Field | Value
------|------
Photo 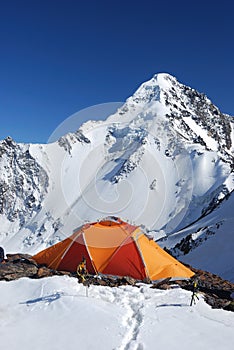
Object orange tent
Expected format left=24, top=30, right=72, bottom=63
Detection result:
left=33, top=218, right=194, bottom=281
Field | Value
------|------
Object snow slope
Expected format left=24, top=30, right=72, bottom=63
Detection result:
left=0, top=276, right=233, bottom=350
left=166, top=191, right=234, bottom=282
left=0, top=73, right=233, bottom=280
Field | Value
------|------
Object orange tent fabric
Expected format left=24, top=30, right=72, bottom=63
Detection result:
left=33, top=218, right=194, bottom=281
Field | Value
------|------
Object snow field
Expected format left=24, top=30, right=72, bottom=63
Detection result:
left=0, top=276, right=233, bottom=350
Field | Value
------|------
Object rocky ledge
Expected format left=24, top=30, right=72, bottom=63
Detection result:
left=0, top=253, right=233, bottom=312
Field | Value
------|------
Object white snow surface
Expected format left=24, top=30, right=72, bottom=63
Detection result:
left=0, top=276, right=233, bottom=350
left=169, top=191, right=234, bottom=282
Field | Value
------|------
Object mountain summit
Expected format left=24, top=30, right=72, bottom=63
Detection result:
left=0, top=73, right=233, bottom=280
left=110, top=73, right=232, bottom=154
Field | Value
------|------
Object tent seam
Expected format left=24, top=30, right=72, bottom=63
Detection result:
left=82, top=231, right=98, bottom=275
left=100, top=234, right=131, bottom=272
left=55, top=230, right=82, bottom=269
left=132, top=229, right=151, bottom=280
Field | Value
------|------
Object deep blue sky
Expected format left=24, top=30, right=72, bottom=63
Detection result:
left=0, top=0, right=233, bottom=143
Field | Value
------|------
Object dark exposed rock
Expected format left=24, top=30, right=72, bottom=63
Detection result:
left=0, top=140, right=49, bottom=227
left=55, top=270, right=74, bottom=277
left=0, top=254, right=75, bottom=281
left=151, top=278, right=172, bottom=290
left=224, top=301, right=234, bottom=312
left=37, top=266, right=54, bottom=278
left=173, top=234, right=193, bottom=255
left=0, top=261, right=38, bottom=281
left=173, top=265, right=234, bottom=311
left=119, top=276, right=137, bottom=286
left=58, top=130, right=91, bottom=154
left=80, top=275, right=138, bottom=287
left=6, top=253, right=37, bottom=265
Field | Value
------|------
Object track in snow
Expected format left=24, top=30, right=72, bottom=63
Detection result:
left=93, top=284, right=151, bottom=350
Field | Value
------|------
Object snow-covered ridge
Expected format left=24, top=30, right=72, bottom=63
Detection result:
left=0, top=73, right=233, bottom=281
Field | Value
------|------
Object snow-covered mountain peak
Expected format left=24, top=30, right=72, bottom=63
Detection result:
left=107, top=73, right=233, bottom=158
left=135, top=72, right=177, bottom=92
left=113, top=73, right=176, bottom=111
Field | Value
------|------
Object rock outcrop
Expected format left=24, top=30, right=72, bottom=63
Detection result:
left=0, top=253, right=233, bottom=312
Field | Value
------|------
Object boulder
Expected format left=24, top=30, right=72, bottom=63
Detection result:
left=0, top=261, right=38, bottom=281
left=6, top=253, right=38, bottom=266
left=37, top=267, right=54, bottom=278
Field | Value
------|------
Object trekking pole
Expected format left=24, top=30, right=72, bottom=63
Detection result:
left=190, top=291, right=199, bottom=306
left=190, top=292, right=195, bottom=306
left=83, top=276, right=90, bottom=297
left=190, top=278, right=199, bottom=306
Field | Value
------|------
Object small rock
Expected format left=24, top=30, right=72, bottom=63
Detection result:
left=151, top=278, right=172, bottom=290
left=120, top=276, right=136, bottom=286
left=37, top=267, right=53, bottom=278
